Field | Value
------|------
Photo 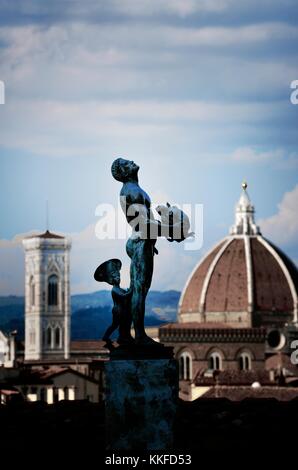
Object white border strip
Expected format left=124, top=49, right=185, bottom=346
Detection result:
left=244, top=235, right=254, bottom=313
left=199, top=237, right=234, bottom=313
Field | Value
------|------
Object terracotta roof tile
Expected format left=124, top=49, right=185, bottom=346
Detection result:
left=178, top=234, right=297, bottom=322
left=179, top=241, right=225, bottom=313
left=205, top=239, right=247, bottom=312
left=70, top=340, right=108, bottom=352
left=195, top=369, right=273, bottom=386
left=266, top=353, right=298, bottom=375
left=251, top=238, right=294, bottom=312
left=160, top=322, right=231, bottom=329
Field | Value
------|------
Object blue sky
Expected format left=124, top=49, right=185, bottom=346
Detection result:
left=0, top=0, right=297, bottom=295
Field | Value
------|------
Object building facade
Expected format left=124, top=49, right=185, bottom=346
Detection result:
left=0, top=330, right=16, bottom=367
left=22, top=230, right=71, bottom=361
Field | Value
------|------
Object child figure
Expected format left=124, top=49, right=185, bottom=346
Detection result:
left=94, top=258, right=133, bottom=345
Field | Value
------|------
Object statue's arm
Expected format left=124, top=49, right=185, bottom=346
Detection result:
left=113, top=286, right=132, bottom=299
left=127, top=204, right=181, bottom=238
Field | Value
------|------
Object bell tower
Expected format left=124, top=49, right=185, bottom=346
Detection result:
left=23, top=230, right=71, bottom=361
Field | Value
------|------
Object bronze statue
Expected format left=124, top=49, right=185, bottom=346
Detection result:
left=94, top=258, right=133, bottom=345
left=94, top=158, right=192, bottom=347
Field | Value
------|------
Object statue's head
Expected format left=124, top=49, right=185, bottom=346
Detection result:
left=94, top=259, right=122, bottom=286
left=111, top=158, right=139, bottom=182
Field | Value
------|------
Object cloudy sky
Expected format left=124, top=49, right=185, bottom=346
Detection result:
left=0, top=0, right=297, bottom=295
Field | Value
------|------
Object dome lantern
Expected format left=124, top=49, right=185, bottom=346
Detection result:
left=230, top=182, right=261, bottom=236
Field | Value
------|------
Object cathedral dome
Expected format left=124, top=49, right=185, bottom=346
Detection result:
left=179, top=184, right=298, bottom=328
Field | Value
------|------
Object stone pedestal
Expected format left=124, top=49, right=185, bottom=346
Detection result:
left=104, top=350, right=178, bottom=450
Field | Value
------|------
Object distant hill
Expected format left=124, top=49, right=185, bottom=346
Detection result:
left=0, top=304, right=25, bottom=337
left=0, top=290, right=180, bottom=340
left=71, top=307, right=168, bottom=340
left=71, top=289, right=180, bottom=322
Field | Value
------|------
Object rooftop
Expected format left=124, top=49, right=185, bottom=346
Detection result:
left=26, top=230, right=64, bottom=239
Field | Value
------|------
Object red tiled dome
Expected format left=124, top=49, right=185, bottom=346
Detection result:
left=179, top=186, right=298, bottom=328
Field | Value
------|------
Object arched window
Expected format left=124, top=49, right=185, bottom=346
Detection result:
left=208, top=352, right=222, bottom=371
left=30, top=276, right=35, bottom=306
left=46, top=327, right=52, bottom=348
left=48, top=274, right=58, bottom=306
left=179, top=357, right=184, bottom=379
left=186, top=356, right=190, bottom=380
left=55, top=327, right=61, bottom=348
left=179, top=352, right=192, bottom=380
left=239, top=352, right=251, bottom=371
left=29, top=331, right=35, bottom=345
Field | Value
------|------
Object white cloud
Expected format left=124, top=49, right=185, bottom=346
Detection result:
left=0, top=233, right=26, bottom=295
left=67, top=0, right=233, bottom=18
left=259, top=185, right=298, bottom=247
left=0, top=220, right=197, bottom=295
left=164, top=22, right=298, bottom=47
left=65, top=220, right=198, bottom=294
left=0, top=2, right=297, bottom=286
left=1, top=21, right=296, bottom=99
left=0, top=99, right=288, bottom=158
left=0, top=0, right=231, bottom=22
left=231, top=147, right=283, bottom=163
left=0, top=19, right=297, bottom=159
left=5, top=0, right=291, bottom=21
left=230, top=147, right=298, bottom=168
